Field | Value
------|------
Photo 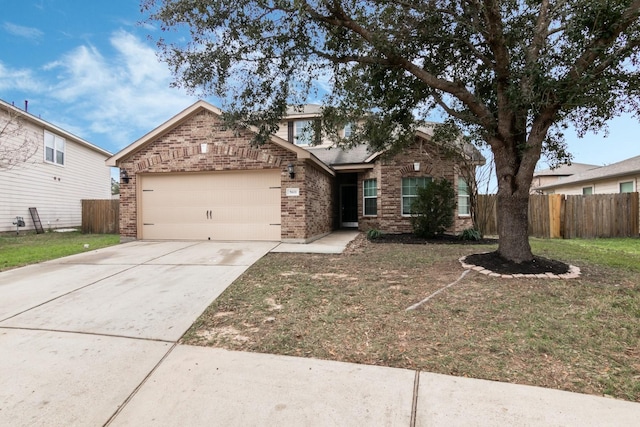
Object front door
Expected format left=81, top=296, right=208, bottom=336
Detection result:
left=340, top=184, right=358, bottom=227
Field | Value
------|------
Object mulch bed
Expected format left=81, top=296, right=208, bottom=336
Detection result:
left=368, top=233, right=570, bottom=275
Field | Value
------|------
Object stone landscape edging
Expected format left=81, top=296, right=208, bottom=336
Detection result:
left=459, top=255, right=581, bottom=279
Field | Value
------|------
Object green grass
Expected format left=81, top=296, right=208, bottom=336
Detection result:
left=531, top=237, right=640, bottom=272
left=0, top=231, right=120, bottom=271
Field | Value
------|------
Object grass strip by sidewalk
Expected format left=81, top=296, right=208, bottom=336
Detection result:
left=183, top=236, right=640, bottom=402
left=0, top=231, right=120, bottom=271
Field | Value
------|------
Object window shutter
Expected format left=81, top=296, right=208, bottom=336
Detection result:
left=287, top=121, right=294, bottom=143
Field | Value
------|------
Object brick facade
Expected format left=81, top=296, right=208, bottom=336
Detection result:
left=357, top=137, right=473, bottom=234
left=117, top=109, right=334, bottom=241
left=113, top=103, right=475, bottom=242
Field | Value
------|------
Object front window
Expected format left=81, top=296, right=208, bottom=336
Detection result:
left=44, top=131, right=65, bottom=165
left=402, top=176, right=431, bottom=215
left=458, top=178, right=470, bottom=216
left=620, top=181, right=634, bottom=193
left=363, top=179, right=377, bottom=216
left=294, top=120, right=313, bottom=146
left=582, top=186, right=593, bottom=195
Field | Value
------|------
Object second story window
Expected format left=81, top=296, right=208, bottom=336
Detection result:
left=44, top=130, right=65, bottom=166
left=294, top=120, right=313, bottom=146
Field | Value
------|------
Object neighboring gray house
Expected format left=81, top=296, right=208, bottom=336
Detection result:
left=531, top=162, right=599, bottom=194
left=0, top=99, right=112, bottom=233
left=537, top=155, right=640, bottom=195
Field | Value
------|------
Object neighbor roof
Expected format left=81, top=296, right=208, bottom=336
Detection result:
left=534, top=162, right=599, bottom=177
left=538, top=155, right=640, bottom=189
left=0, top=98, right=112, bottom=157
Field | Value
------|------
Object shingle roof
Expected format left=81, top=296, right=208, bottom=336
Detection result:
left=306, top=144, right=374, bottom=165
left=285, top=104, right=323, bottom=117
left=538, top=155, right=640, bottom=189
left=534, top=162, right=600, bottom=177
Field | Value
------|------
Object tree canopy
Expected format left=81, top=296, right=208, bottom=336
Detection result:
left=144, top=0, right=640, bottom=263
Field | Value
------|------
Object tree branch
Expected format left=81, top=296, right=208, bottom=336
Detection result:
left=300, top=0, right=497, bottom=131
left=565, top=0, right=640, bottom=86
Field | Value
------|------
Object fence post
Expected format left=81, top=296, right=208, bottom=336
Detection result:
left=548, top=194, right=563, bottom=238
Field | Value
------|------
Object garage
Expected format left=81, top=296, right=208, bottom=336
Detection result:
left=140, top=170, right=281, bottom=241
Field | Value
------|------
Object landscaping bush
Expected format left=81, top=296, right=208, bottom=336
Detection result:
left=459, top=227, right=483, bottom=241
left=410, top=178, right=456, bottom=238
left=366, top=228, right=384, bottom=240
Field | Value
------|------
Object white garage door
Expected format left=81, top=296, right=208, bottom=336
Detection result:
left=140, top=170, right=281, bottom=240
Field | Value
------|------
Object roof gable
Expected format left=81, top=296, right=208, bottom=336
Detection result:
left=106, top=100, right=332, bottom=175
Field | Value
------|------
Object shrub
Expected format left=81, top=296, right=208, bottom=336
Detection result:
left=410, top=178, right=456, bottom=238
left=459, top=227, right=482, bottom=241
left=367, top=228, right=383, bottom=240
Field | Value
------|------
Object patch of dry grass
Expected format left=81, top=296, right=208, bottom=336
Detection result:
left=182, top=236, right=640, bottom=402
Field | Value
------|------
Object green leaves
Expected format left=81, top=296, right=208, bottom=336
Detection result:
left=410, top=178, right=456, bottom=238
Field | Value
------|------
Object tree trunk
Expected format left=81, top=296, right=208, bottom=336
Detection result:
left=496, top=191, right=532, bottom=263
left=493, top=138, right=537, bottom=264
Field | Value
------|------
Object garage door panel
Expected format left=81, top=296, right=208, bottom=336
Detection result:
left=210, top=205, right=280, bottom=223
left=141, top=171, right=281, bottom=241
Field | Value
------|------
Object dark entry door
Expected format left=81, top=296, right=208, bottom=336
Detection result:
left=340, top=185, right=358, bottom=227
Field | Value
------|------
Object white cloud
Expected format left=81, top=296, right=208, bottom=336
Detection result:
left=0, top=62, right=43, bottom=92
left=43, top=30, right=198, bottom=149
left=2, top=22, right=44, bottom=40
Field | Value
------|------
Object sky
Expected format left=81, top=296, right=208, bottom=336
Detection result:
left=1, top=1, right=639, bottom=182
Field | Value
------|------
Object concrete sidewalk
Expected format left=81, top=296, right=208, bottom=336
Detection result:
left=271, top=230, right=360, bottom=254
left=111, top=346, right=640, bottom=426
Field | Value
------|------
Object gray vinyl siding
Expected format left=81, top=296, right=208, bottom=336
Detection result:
left=0, top=118, right=111, bottom=233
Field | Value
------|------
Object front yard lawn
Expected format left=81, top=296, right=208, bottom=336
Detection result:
left=0, top=231, right=120, bottom=271
left=183, top=235, right=640, bottom=402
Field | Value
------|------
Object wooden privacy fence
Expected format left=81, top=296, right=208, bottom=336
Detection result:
left=476, top=192, right=639, bottom=238
left=82, top=199, right=119, bottom=234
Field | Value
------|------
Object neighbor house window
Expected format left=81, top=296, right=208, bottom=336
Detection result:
left=458, top=178, right=470, bottom=216
left=619, top=181, right=634, bottom=193
left=582, top=186, right=593, bottom=195
left=402, top=176, right=431, bottom=215
left=44, top=131, right=65, bottom=165
left=363, top=179, right=377, bottom=216
left=294, top=120, right=313, bottom=146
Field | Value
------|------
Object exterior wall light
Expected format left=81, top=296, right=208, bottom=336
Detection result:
left=121, top=169, right=131, bottom=184
left=287, top=163, right=295, bottom=179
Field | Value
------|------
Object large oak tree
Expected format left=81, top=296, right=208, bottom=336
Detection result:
left=143, top=0, right=640, bottom=263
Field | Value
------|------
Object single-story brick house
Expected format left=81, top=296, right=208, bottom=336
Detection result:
left=106, top=100, right=483, bottom=242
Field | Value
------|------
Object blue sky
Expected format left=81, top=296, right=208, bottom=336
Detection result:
left=1, top=1, right=638, bottom=178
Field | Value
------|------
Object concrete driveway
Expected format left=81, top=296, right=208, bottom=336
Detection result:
left=0, top=240, right=277, bottom=425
